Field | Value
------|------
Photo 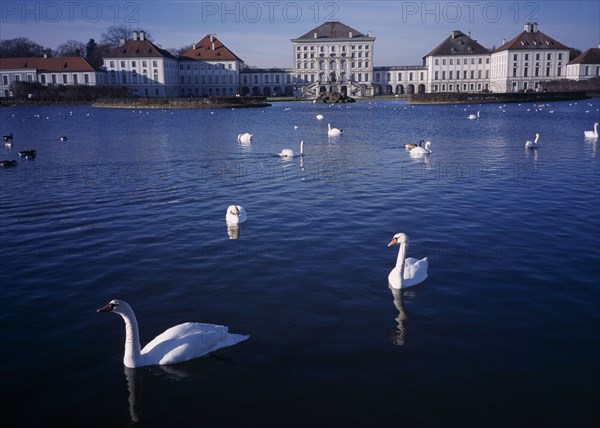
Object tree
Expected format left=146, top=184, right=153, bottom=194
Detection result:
left=56, top=40, right=86, bottom=57
left=100, top=24, right=153, bottom=49
left=0, top=37, right=52, bottom=57
left=85, top=38, right=105, bottom=69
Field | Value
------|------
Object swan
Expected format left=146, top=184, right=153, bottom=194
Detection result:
left=467, top=111, right=480, bottom=120
left=98, top=299, right=249, bottom=368
left=59, top=136, right=68, bottom=141
left=316, top=114, right=324, bottom=120
left=226, top=205, right=247, bottom=224
left=584, top=122, right=598, bottom=139
left=237, top=133, right=252, bottom=144
left=4, top=140, right=13, bottom=148
left=279, top=140, right=304, bottom=157
left=525, top=133, right=540, bottom=149
left=327, top=123, right=343, bottom=136
left=408, top=141, right=432, bottom=156
left=387, top=233, right=428, bottom=289
left=405, top=140, right=424, bottom=150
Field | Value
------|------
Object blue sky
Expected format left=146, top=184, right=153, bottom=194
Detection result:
left=1, top=1, right=598, bottom=67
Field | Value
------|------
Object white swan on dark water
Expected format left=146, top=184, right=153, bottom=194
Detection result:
left=279, top=140, right=304, bottom=157
left=387, top=233, right=428, bottom=289
left=226, top=205, right=247, bottom=224
left=98, top=299, right=249, bottom=368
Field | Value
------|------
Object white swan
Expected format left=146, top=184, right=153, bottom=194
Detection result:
left=467, top=111, right=480, bottom=120
left=584, top=122, right=599, bottom=139
left=327, top=123, right=343, bottom=136
left=237, top=133, right=252, bottom=144
left=408, top=141, right=432, bottom=156
left=316, top=114, right=324, bottom=120
left=226, top=205, right=247, bottom=224
left=525, top=132, right=540, bottom=149
left=98, top=299, right=249, bottom=368
left=279, top=140, right=304, bottom=157
left=387, top=233, right=428, bottom=289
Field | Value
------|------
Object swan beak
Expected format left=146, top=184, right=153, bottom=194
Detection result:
left=387, top=239, right=397, bottom=247
left=97, top=303, right=114, bottom=313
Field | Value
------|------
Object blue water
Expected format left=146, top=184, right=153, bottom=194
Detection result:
left=1, top=99, right=599, bottom=428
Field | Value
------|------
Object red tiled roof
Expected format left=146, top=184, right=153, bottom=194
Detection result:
left=105, top=39, right=176, bottom=60
left=568, top=48, right=600, bottom=65
left=179, top=35, right=242, bottom=61
left=493, top=30, right=569, bottom=52
left=0, top=56, right=96, bottom=72
left=425, top=30, right=490, bottom=57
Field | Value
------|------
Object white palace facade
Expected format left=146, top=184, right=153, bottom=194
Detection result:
left=1, top=21, right=598, bottom=98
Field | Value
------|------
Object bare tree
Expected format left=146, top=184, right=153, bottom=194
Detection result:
left=0, top=37, right=52, bottom=57
left=100, top=24, right=153, bottom=49
left=56, top=40, right=86, bottom=57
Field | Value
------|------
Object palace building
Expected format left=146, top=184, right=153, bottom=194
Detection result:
left=1, top=22, right=598, bottom=99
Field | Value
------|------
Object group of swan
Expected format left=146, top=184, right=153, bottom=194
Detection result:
left=467, top=111, right=480, bottom=120
left=584, top=122, right=599, bottom=139
left=525, top=133, right=540, bottom=149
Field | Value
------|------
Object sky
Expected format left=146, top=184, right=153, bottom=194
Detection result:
left=1, top=0, right=599, bottom=67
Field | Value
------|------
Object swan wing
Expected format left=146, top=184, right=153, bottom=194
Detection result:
left=403, top=257, right=428, bottom=287
left=141, top=322, right=248, bottom=365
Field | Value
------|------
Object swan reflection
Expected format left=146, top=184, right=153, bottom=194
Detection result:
left=226, top=223, right=241, bottom=239
left=389, top=286, right=408, bottom=346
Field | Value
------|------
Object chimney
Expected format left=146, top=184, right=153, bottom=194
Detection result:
left=502, top=38, right=506, bottom=45
left=43, top=53, right=48, bottom=58
left=532, top=22, right=538, bottom=32
left=133, top=31, right=139, bottom=40
left=524, top=23, right=532, bottom=33
left=349, top=31, right=352, bottom=38
left=313, top=32, right=317, bottom=39
left=210, top=34, right=214, bottom=42
left=119, top=38, right=126, bottom=46
left=211, top=42, right=215, bottom=50
left=139, top=31, right=145, bottom=41
left=192, top=43, right=196, bottom=50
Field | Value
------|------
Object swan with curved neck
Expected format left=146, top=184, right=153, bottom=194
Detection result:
left=525, top=133, right=540, bottom=149
left=279, top=140, right=304, bottom=157
left=408, top=141, right=432, bottom=156
left=237, top=133, right=252, bottom=144
left=226, top=205, right=247, bottom=224
left=327, top=123, right=342, bottom=136
left=584, top=122, right=598, bottom=139
left=467, top=111, right=480, bottom=120
left=98, top=299, right=249, bottom=368
left=387, top=233, right=428, bottom=289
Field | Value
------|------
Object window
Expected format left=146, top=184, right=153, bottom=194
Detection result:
left=450, top=59, right=453, bottom=65
left=110, top=61, right=115, bottom=67
left=435, top=59, right=439, bottom=65
left=62, top=74, right=68, bottom=84
left=152, top=60, right=158, bottom=67
left=132, top=61, right=136, bottom=67
left=40, top=75, right=46, bottom=84
left=73, top=74, right=78, bottom=84
left=120, top=61, right=125, bottom=68
left=434, top=71, right=438, bottom=80
left=409, top=72, right=413, bottom=81
left=398, top=72, right=402, bottom=80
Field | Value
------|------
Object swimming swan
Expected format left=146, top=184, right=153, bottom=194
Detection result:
left=408, top=141, right=432, bottom=156
left=98, top=299, right=249, bottom=368
left=316, top=114, right=324, bottom=120
left=387, top=233, right=428, bottom=289
left=279, top=140, right=304, bottom=157
left=327, top=123, right=343, bottom=136
left=467, top=111, right=480, bottom=120
left=226, top=205, right=247, bottom=224
left=525, top=133, right=540, bottom=149
left=237, top=133, right=253, bottom=144
left=584, top=122, right=598, bottom=139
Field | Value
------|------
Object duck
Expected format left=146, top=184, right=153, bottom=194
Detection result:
left=279, top=140, right=304, bottom=158
left=387, top=233, right=428, bottom=289
left=0, top=160, right=17, bottom=168
left=98, top=299, right=249, bottom=368
left=467, top=111, right=480, bottom=120
left=404, top=139, right=424, bottom=150
left=2, top=133, right=13, bottom=142
left=525, top=133, right=540, bottom=149
left=18, top=150, right=36, bottom=159
left=327, top=123, right=343, bottom=136
left=584, top=122, right=598, bottom=139
left=316, top=114, right=324, bottom=120
left=408, top=141, right=432, bottom=156
left=59, top=136, right=68, bottom=141
left=226, top=205, right=247, bottom=224
left=237, top=133, right=253, bottom=144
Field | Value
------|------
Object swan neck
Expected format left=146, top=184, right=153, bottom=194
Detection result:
left=119, top=310, right=142, bottom=368
left=300, top=141, right=304, bottom=154
left=396, top=242, right=407, bottom=287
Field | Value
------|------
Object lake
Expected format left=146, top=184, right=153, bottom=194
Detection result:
left=1, top=99, right=598, bottom=428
